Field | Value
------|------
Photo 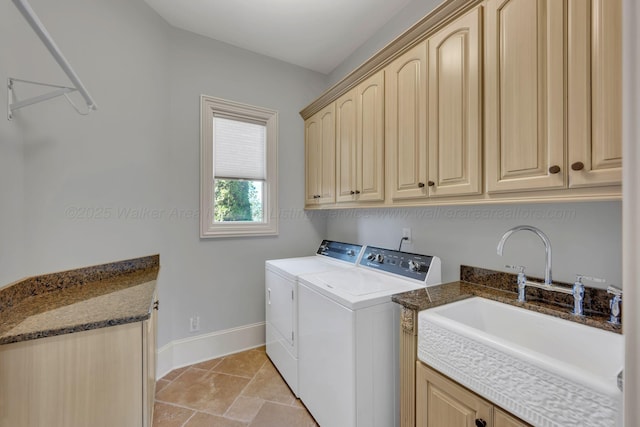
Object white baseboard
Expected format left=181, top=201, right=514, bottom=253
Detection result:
left=157, top=322, right=265, bottom=379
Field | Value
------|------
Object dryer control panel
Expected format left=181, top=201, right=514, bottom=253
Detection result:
left=359, top=246, right=442, bottom=285
left=316, top=240, right=364, bottom=264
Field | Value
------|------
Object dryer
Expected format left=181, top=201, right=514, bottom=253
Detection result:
left=298, top=246, right=441, bottom=427
left=265, top=240, right=364, bottom=397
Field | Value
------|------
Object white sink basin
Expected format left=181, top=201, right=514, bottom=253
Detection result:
left=418, top=297, right=623, bottom=427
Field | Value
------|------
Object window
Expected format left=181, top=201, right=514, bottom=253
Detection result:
left=200, top=95, right=278, bottom=237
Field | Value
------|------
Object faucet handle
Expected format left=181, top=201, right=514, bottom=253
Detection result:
left=505, top=264, right=526, bottom=274
left=506, top=265, right=527, bottom=302
left=575, top=274, right=606, bottom=284
left=607, top=286, right=623, bottom=326
left=607, top=285, right=622, bottom=297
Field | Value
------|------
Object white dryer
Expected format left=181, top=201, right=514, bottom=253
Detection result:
left=265, top=240, right=364, bottom=397
left=298, top=246, right=441, bottom=427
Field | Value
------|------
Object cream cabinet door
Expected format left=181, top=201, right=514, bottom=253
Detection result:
left=494, top=408, right=531, bottom=427
left=143, top=297, right=158, bottom=427
left=386, top=41, right=429, bottom=200
left=485, top=0, right=565, bottom=192
left=336, top=89, right=358, bottom=202
left=0, top=323, right=143, bottom=427
left=357, top=70, right=385, bottom=202
left=305, top=104, right=335, bottom=205
left=427, top=6, right=482, bottom=197
left=416, top=362, right=492, bottom=427
left=568, top=0, right=622, bottom=187
left=336, top=71, right=384, bottom=203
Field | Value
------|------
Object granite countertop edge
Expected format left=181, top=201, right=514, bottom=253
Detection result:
left=0, top=310, right=153, bottom=346
left=392, top=279, right=622, bottom=334
left=0, top=255, right=159, bottom=346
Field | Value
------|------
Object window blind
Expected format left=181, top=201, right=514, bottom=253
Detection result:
left=214, top=116, right=266, bottom=180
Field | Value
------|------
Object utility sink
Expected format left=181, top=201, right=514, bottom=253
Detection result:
left=418, top=297, right=623, bottom=427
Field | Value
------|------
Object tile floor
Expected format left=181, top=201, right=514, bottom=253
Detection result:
left=153, top=346, right=318, bottom=427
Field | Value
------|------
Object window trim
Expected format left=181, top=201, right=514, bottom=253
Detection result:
left=200, top=95, right=278, bottom=238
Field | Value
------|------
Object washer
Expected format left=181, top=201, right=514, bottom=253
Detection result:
left=298, top=246, right=441, bottom=427
left=265, top=240, right=364, bottom=397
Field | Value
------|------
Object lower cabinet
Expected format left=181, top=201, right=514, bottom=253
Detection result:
left=0, top=298, right=158, bottom=427
left=416, top=362, right=531, bottom=427
left=144, top=297, right=159, bottom=426
left=494, top=408, right=531, bottom=427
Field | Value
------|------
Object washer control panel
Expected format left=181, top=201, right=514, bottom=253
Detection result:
left=360, top=246, right=440, bottom=284
left=316, top=240, right=364, bottom=264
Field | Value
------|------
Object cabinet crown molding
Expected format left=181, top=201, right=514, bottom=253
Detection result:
left=299, top=0, right=482, bottom=120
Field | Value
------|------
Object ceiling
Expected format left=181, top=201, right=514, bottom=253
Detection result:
left=143, top=0, right=413, bottom=74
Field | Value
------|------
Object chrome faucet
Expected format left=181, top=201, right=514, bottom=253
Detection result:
left=497, top=225, right=553, bottom=285
left=497, top=226, right=605, bottom=317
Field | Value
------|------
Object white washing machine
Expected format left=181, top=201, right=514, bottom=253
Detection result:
left=265, top=240, right=364, bottom=397
left=298, top=246, right=441, bottom=427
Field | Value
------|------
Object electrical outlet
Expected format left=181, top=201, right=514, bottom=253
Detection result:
left=402, top=228, right=412, bottom=242
left=189, top=314, right=200, bottom=332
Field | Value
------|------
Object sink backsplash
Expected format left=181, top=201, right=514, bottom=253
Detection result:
left=460, top=265, right=615, bottom=317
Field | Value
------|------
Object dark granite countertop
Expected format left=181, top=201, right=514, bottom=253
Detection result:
left=392, top=265, right=621, bottom=334
left=0, top=255, right=159, bottom=345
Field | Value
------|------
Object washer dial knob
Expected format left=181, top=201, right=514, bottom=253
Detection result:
left=408, top=260, right=423, bottom=272
left=375, top=254, right=384, bottom=263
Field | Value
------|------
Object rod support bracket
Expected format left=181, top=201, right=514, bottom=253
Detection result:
left=8, top=0, right=98, bottom=121
left=7, top=77, right=80, bottom=121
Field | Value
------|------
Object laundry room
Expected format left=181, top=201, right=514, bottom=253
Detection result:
left=0, top=0, right=637, bottom=426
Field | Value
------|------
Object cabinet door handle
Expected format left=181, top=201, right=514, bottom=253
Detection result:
left=475, top=419, right=487, bottom=427
left=153, top=300, right=159, bottom=311
left=549, top=165, right=561, bottom=174
left=355, top=190, right=361, bottom=194
left=571, top=161, right=585, bottom=171
left=350, top=191, right=355, bottom=195
left=418, top=182, right=425, bottom=188
left=428, top=181, right=435, bottom=187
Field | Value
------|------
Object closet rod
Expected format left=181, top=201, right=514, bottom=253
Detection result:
left=9, top=0, right=97, bottom=119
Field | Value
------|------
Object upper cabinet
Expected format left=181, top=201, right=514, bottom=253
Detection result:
left=567, top=0, right=622, bottom=187
left=388, top=6, right=483, bottom=201
left=305, top=104, right=335, bottom=205
left=386, top=42, right=429, bottom=201
left=336, top=88, right=358, bottom=202
left=357, top=71, right=386, bottom=202
left=427, top=6, right=483, bottom=197
left=485, top=0, right=565, bottom=193
left=300, top=0, right=622, bottom=209
left=486, top=0, right=622, bottom=193
left=336, top=71, right=385, bottom=203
